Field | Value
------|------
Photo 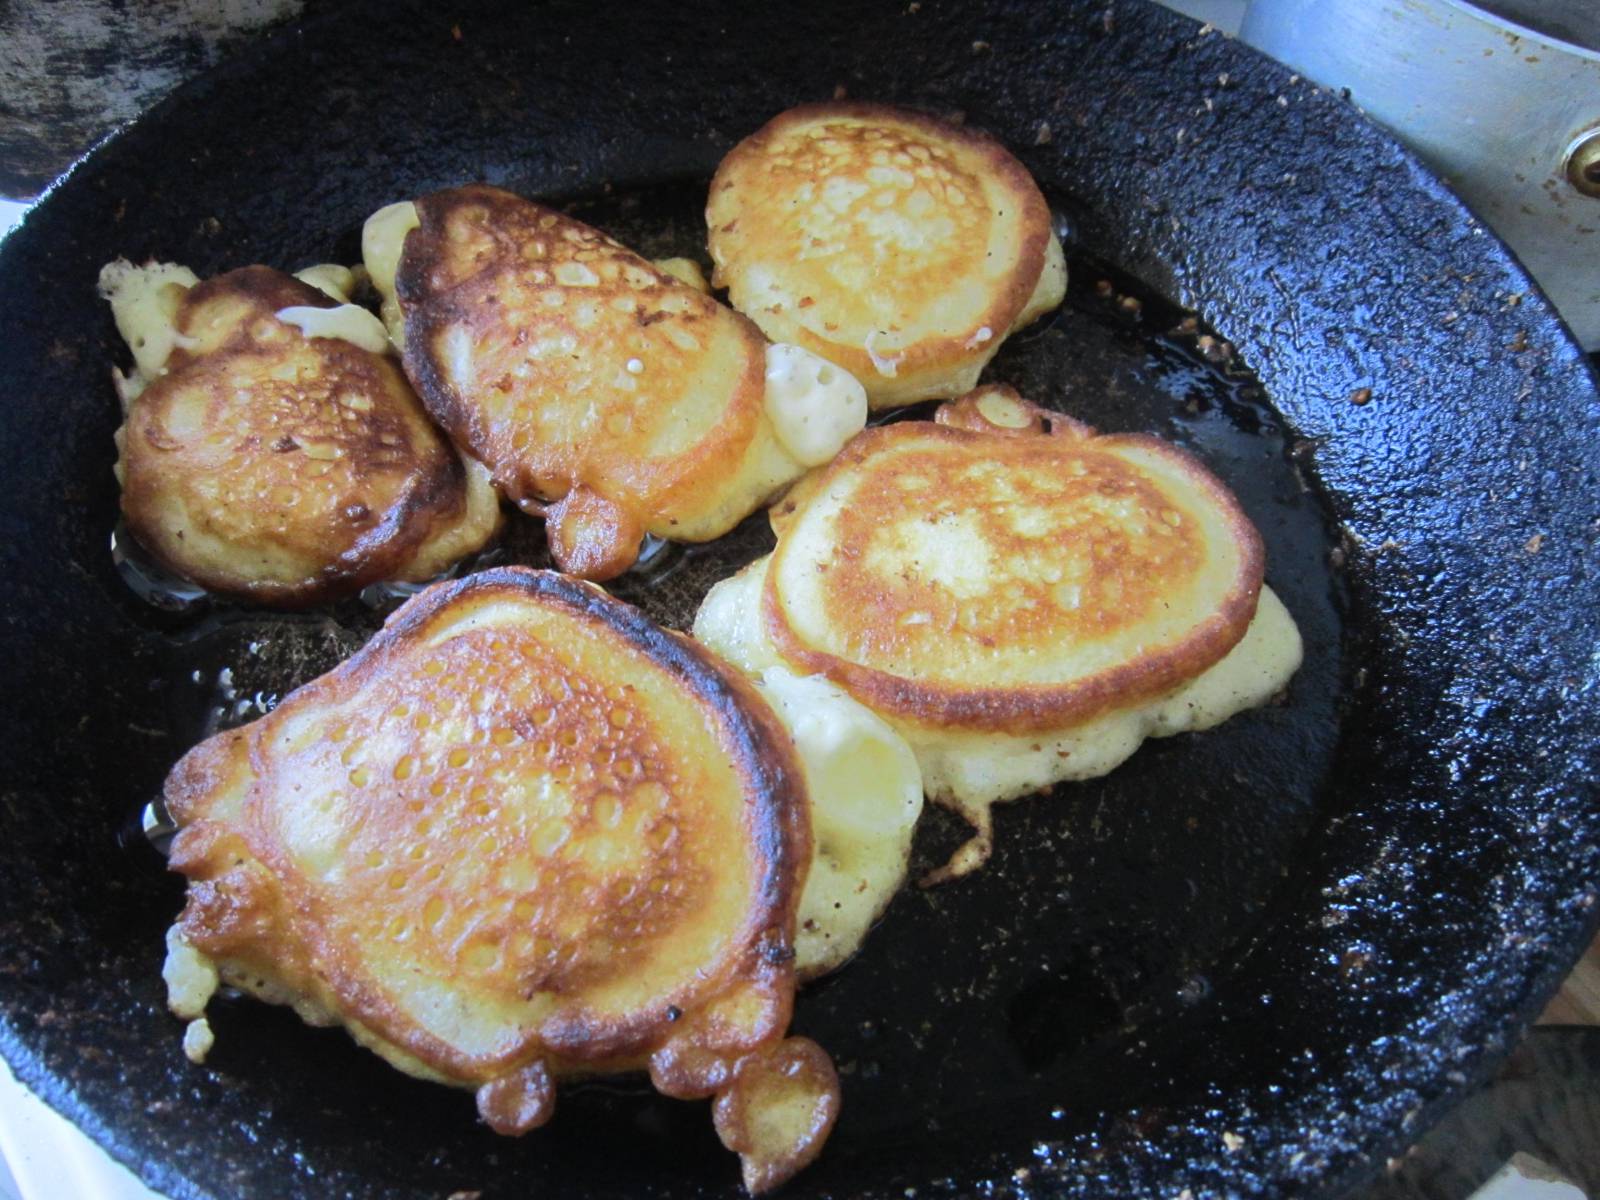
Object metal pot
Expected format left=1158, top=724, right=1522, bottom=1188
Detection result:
left=1242, top=0, right=1600, bottom=349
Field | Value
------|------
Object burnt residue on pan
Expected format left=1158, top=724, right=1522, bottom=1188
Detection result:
left=0, top=3, right=1597, bottom=1200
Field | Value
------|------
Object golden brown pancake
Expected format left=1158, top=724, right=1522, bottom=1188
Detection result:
left=161, top=568, right=839, bottom=1191
left=766, top=388, right=1264, bottom=729
left=707, top=103, right=1067, bottom=408
left=695, top=385, right=1302, bottom=880
left=380, top=185, right=860, bottom=581
left=107, top=264, right=500, bottom=607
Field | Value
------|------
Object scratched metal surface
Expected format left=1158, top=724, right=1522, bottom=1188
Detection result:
left=0, top=3, right=1597, bottom=1199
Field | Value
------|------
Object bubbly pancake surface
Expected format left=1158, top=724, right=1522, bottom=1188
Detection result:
left=113, top=265, right=499, bottom=606
left=764, top=392, right=1265, bottom=733
left=167, top=569, right=801, bottom=1076
left=695, top=387, right=1299, bottom=881
left=392, top=185, right=804, bottom=579
left=707, top=103, right=1066, bottom=407
left=163, top=569, right=837, bottom=1185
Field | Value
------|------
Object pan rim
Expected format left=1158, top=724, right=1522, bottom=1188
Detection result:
left=1, top=1, right=1598, bottom=1198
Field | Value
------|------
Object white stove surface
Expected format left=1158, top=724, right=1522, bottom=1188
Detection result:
left=0, top=1061, right=164, bottom=1200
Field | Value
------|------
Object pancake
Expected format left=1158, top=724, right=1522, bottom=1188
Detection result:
left=101, top=260, right=500, bottom=607
left=161, top=568, right=839, bottom=1191
left=695, top=385, right=1304, bottom=881
left=363, top=185, right=867, bottom=580
left=753, top=666, right=923, bottom=980
left=707, top=102, right=1067, bottom=409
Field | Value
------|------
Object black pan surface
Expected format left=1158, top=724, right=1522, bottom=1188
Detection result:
left=1, top=3, right=1597, bottom=1198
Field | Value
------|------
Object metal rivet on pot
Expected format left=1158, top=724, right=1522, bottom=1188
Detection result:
left=141, top=798, right=178, bottom=855
left=1567, top=128, right=1600, bottom=200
